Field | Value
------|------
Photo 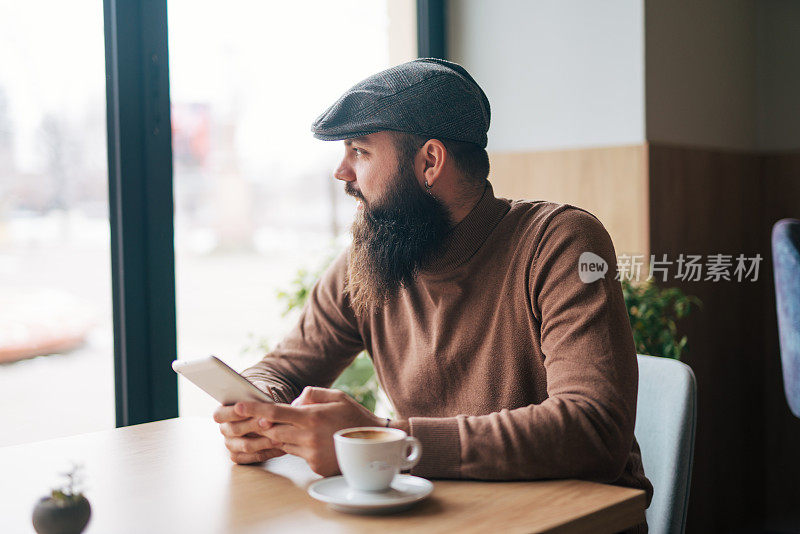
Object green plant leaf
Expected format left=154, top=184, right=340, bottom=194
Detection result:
left=619, top=279, right=700, bottom=360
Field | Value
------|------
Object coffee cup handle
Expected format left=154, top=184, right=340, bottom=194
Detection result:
left=400, top=436, right=422, bottom=471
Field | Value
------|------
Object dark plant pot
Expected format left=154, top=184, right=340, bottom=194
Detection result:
left=32, top=495, right=91, bottom=534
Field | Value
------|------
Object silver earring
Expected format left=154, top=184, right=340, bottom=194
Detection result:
left=424, top=179, right=433, bottom=190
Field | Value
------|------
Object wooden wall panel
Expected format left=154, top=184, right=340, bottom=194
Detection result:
left=489, top=145, right=649, bottom=258
left=648, top=144, right=765, bottom=533
left=649, top=144, right=800, bottom=533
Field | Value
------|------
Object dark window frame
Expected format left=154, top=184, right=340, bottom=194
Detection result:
left=104, top=0, right=177, bottom=426
left=417, top=0, right=446, bottom=59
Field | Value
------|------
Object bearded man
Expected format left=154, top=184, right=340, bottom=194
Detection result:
left=213, top=59, right=652, bottom=531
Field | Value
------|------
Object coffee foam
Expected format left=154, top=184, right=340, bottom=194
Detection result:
left=340, top=430, right=395, bottom=441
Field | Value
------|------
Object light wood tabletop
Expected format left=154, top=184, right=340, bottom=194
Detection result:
left=0, top=417, right=646, bottom=533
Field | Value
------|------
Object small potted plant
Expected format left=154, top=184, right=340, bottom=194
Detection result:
left=32, top=463, right=91, bottom=534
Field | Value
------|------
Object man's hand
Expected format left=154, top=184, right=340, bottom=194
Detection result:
left=213, top=404, right=286, bottom=465
left=235, top=387, right=386, bottom=476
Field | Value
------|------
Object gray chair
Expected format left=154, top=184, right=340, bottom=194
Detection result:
left=634, top=354, right=697, bottom=534
left=772, top=218, right=800, bottom=418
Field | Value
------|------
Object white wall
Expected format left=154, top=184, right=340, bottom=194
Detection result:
left=447, top=0, right=645, bottom=152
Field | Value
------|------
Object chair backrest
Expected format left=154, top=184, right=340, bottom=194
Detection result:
left=772, top=218, right=800, bottom=418
left=634, top=354, right=697, bottom=534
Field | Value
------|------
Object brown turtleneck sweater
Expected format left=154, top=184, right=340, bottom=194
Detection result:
left=243, top=181, right=653, bottom=525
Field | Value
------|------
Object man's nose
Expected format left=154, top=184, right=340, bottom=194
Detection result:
left=334, top=160, right=355, bottom=182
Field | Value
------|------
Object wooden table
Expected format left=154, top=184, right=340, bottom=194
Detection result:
left=0, top=417, right=646, bottom=533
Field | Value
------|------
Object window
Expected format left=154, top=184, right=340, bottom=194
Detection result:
left=0, top=0, right=113, bottom=445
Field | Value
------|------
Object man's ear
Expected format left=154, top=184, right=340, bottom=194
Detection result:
left=419, top=139, right=447, bottom=188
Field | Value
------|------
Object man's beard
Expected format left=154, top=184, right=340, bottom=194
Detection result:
left=345, top=160, right=452, bottom=317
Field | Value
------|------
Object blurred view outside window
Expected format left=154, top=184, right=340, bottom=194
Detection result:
left=0, top=1, right=112, bottom=445
left=170, top=0, right=417, bottom=416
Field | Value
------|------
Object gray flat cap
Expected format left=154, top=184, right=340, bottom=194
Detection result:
left=311, top=58, right=491, bottom=148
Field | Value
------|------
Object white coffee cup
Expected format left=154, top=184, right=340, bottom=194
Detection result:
left=333, top=427, right=422, bottom=492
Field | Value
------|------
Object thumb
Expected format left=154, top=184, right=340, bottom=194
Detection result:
left=293, top=386, right=347, bottom=406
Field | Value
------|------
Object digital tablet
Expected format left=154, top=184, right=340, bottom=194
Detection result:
left=172, top=356, right=274, bottom=406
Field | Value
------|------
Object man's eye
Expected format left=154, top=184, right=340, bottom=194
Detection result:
left=352, top=147, right=364, bottom=156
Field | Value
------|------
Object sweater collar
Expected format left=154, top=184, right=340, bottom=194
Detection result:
left=420, top=180, right=510, bottom=274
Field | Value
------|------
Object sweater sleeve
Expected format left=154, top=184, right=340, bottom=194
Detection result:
left=409, top=208, right=639, bottom=482
left=241, top=249, right=365, bottom=403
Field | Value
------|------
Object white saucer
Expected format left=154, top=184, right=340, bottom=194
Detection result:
left=308, top=474, right=433, bottom=514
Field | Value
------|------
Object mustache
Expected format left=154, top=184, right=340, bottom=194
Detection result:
left=344, top=183, right=363, bottom=201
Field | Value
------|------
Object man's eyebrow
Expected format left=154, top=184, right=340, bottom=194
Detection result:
left=344, top=136, right=372, bottom=146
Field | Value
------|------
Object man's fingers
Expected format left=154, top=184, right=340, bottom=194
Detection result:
left=263, top=423, right=304, bottom=447
left=226, top=435, right=277, bottom=454
left=235, top=401, right=306, bottom=425
left=220, top=418, right=261, bottom=438
left=292, top=387, right=316, bottom=406
left=213, top=404, right=250, bottom=424
left=295, top=386, right=347, bottom=405
left=230, top=448, right=285, bottom=465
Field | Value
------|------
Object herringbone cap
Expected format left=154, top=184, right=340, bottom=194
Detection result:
left=311, top=58, right=490, bottom=148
